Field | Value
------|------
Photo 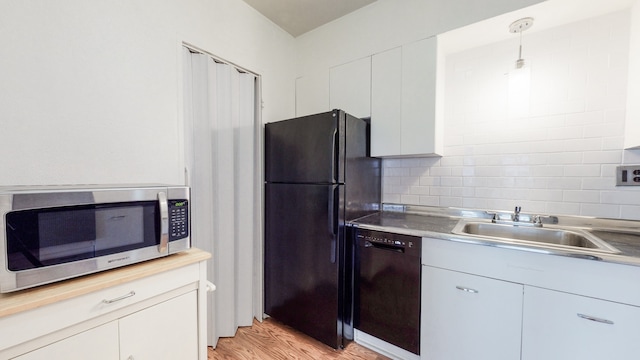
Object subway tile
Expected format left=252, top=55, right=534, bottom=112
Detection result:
left=563, top=190, right=600, bottom=203
left=401, top=176, right=421, bottom=186
left=400, top=195, right=420, bottom=205
left=582, top=177, right=616, bottom=190
left=563, top=164, right=602, bottom=177
left=451, top=187, right=475, bottom=197
left=602, top=136, right=624, bottom=150
left=430, top=167, right=452, bottom=176
left=440, top=197, right=463, bottom=208
left=582, top=150, right=622, bottom=164
left=621, top=205, right=640, bottom=220
left=544, top=201, right=581, bottom=216
left=383, top=194, right=401, bottom=203
left=532, top=165, right=565, bottom=177
left=419, top=176, right=441, bottom=186
left=580, top=203, right=620, bottom=218
left=600, top=190, right=640, bottom=205
left=419, top=196, right=439, bottom=206
left=430, top=187, right=451, bottom=196
left=622, top=150, right=640, bottom=163
left=440, top=176, right=463, bottom=187
left=410, top=167, right=429, bottom=177
left=547, top=177, right=582, bottom=190
left=409, top=186, right=430, bottom=195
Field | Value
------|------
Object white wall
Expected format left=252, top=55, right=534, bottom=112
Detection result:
left=0, top=0, right=295, bottom=186
left=384, top=10, right=640, bottom=220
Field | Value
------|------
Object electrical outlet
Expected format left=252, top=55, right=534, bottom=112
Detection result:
left=616, top=165, right=640, bottom=186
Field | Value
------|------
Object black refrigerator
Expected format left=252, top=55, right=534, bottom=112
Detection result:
left=264, top=109, right=381, bottom=349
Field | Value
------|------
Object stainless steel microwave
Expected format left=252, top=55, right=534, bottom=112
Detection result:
left=0, top=185, right=190, bottom=292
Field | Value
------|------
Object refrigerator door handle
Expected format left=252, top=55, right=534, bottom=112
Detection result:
left=331, top=128, right=338, bottom=183
left=328, top=185, right=339, bottom=263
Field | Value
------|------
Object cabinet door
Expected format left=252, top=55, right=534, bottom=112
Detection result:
left=522, top=286, right=640, bottom=360
left=371, top=46, right=402, bottom=157
left=119, top=291, right=198, bottom=360
left=421, top=266, right=523, bottom=360
left=370, top=37, right=442, bottom=157
left=402, top=36, right=439, bottom=156
left=13, top=322, right=119, bottom=360
left=330, top=56, right=371, bottom=119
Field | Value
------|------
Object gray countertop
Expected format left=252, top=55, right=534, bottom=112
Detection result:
left=350, top=204, right=640, bottom=267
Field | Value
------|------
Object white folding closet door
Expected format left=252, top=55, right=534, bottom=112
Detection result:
left=183, top=47, right=258, bottom=347
left=235, top=72, right=256, bottom=327
left=183, top=49, right=218, bottom=346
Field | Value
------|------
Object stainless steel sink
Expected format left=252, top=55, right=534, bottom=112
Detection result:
left=451, top=220, right=620, bottom=253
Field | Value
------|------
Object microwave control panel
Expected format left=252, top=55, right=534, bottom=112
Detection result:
left=169, top=200, right=189, bottom=240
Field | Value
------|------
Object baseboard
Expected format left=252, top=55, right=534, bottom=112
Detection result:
left=354, top=329, right=420, bottom=360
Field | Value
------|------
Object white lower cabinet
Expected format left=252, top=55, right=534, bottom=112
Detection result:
left=13, top=321, right=119, bottom=360
left=522, top=286, right=640, bottom=360
left=13, top=291, right=198, bottom=360
left=120, top=291, right=198, bottom=359
left=421, top=266, right=523, bottom=360
left=1, top=250, right=210, bottom=360
left=421, top=236, right=640, bottom=360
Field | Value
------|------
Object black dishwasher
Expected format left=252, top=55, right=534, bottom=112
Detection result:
left=354, top=228, right=421, bottom=355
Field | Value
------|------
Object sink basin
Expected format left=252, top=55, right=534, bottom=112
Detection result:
left=451, top=220, right=620, bottom=254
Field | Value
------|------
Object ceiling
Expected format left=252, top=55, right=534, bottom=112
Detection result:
left=242, top=0, right=378, bottom=37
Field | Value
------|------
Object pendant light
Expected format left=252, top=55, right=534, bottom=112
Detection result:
left=509, top=17, right=534, bottom=69
left=507, top=17, right=534, bottom=118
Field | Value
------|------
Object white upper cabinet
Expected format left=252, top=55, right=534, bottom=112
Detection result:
left=371, top=36, right=443, bottom=157
left=329, top=56, right=372, bottom=119
left=371, top=47, right=402, bottom=156
left=625, top=0, right=640, bottom=149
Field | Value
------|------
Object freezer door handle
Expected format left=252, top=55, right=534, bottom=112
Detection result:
left=328, top=185, right=338, bottom=263
left=331, top=128, right=338, bottom=183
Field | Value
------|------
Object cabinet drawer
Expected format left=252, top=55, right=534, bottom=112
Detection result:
left=0, top=262, right=199, bottom=351
left=522, top=286, right=640, bottom=360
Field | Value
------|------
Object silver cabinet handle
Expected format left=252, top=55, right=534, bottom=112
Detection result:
left=456, top=286, right=479, bottom=294
left=577, top=313, right=614, bottom=325
left=102, top=291, right=136, bottom=304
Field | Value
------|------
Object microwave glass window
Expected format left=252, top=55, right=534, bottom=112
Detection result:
left=6, top=201, right=158, bottom=271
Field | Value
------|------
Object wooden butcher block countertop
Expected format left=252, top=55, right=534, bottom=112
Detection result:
left=0, top=248, right=211, bottom=318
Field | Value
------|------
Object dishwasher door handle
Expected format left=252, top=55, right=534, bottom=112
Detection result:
left=364, top=241, right=404, bottom=253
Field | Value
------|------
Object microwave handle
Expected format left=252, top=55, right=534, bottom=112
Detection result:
left=158, top=192, right=169, bottom=253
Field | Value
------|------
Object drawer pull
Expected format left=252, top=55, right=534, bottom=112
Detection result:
left=456, top=286, right=479, bottom=294
left=577, top=313, right=614, bottom=325
left=102, top=291, right=136, bottom=304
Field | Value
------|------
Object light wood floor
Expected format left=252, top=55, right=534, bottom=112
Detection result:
left=208, top=318, right=389, bottom=359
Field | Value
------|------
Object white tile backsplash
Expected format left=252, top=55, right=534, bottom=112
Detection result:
left=382, top=9, right=640, bottom=220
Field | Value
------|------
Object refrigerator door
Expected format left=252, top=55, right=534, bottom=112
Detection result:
left=264, top=182, right=347, bottom=349
left=265, top=110, right=345, bottom=184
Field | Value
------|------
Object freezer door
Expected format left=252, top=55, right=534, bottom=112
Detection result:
left=264, top=183, right=347, bottom=349
left=265, top=110, right=345, bottom=184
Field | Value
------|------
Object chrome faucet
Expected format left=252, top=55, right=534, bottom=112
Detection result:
left=511, top=206, right=521, bottom=222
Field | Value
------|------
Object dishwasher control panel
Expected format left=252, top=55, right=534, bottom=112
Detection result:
left=355, top=228, right=421, bottom=256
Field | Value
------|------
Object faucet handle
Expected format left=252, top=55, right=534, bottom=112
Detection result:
left=532, top=215, right=542, bottom=227
left=514, top=206, right=521, bottom=214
